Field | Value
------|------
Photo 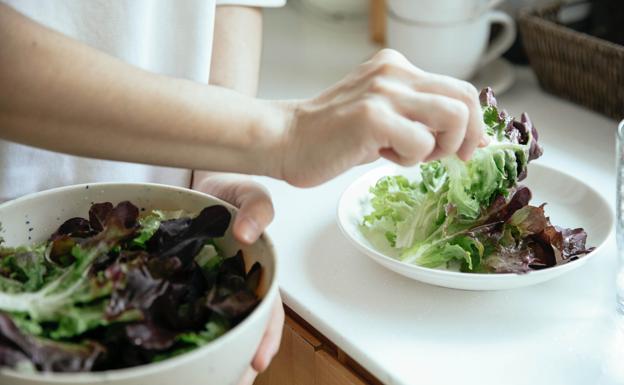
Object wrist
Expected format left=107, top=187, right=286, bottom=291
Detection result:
left=192, top=171, right=239, bottom=193
left=258, top=99, right=298, bottom=180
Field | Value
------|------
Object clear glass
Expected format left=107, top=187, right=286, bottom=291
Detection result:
left=617, top=119, right=624, bottom=313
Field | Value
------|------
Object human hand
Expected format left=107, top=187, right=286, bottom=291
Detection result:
left=275, top=49, right=487, bottom=188
left=236, top=295, right=284, bottom=385
left=193, top=173, right=285, bottom=384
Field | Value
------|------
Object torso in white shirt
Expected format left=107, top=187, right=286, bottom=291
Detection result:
left=0, top=0, right=284, bottom=201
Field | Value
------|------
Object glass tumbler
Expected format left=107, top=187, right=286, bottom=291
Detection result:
left=617, top=119, right=624, bottom=313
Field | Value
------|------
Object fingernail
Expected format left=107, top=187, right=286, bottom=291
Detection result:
left=253, top=354, right=269, bottom=373
left=259, top=357, right=270, bottom=372
left=240, top=217, right=260, bottom=244
left=479, top=135, right=490, bottom=146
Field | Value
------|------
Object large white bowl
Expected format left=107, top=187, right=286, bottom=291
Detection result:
left=0, top=183, right=279, bottom=385
left=337, top=163, right=613, bottom=290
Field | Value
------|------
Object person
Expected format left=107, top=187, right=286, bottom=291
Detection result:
left=0, top=1, right=487, bottom=383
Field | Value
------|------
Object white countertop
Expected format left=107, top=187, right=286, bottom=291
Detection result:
left=257, top=4, right=621, bottom=385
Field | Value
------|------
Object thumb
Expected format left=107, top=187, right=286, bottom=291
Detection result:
left=232, top=184, right=275, bottom=245
left=237, top=366, right=258, bottom=385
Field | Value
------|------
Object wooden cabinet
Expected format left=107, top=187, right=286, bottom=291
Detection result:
left=255, top=309, right=381, bottom=385
left=314, top=351, right=370, bottom=385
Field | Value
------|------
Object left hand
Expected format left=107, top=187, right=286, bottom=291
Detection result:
left=193, top=173, right=285, bottom=385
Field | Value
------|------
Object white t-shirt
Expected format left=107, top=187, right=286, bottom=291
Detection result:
left=0, top=0, right=284, bottom=201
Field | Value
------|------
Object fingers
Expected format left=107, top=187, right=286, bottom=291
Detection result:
left=360, top=49, right=486, bottom=162
left=364, top=80, right=468, bottom=161
left=378, top=112, right=436, bottom=166
left=414, top=74, right=485, bottom=160
left=232, top=182, right=274, bottom=245
left=194, top=174, right=274, bottom=245
left=282, top=48, right=489, bottom=188
left=237, top=366, right=257, bottom=385
left=251, top=296, right=285, bottom=372
left=361, top=49, right=416, bottom=78
left=401, top=92, right=469, bottom=159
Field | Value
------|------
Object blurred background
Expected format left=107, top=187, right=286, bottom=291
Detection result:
left=259, top=0, right=623, bottom=120
left=254, top=4, right=623, bottom=385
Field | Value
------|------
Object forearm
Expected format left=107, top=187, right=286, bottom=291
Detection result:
left=209, top=6, right=262, bottom=96
left=194, top=5, right=264, bottom=190
left=0, top=4, right=286, bottom=177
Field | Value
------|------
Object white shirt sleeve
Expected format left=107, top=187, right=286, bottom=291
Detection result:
left=216, top=0, right=286, bottom=7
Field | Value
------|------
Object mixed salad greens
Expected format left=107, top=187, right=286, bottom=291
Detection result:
left=0, top=201, right=262, bottom=372
left=361, top=88, right=593, bottom=273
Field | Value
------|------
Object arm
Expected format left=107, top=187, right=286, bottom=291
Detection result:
left=209, top=5, right=262, bottom=96
left=0, top=3, right=284, bottom=177
left=189, top=8, right=282, bottom=382
left=1, top=3, right=487, bottom=189
left=193, top=5, right=264, bottom=195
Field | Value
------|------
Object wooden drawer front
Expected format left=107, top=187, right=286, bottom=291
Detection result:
left=315, top=350, right=367, bottom=385
left=255, top=315, right=369, bottom=385
left=255, top=315, right=318, bottom=385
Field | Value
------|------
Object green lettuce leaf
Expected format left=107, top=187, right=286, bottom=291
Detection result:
left=361, top=88, right=592, bottom=274
left=130, top=209, right=189, bottom=249
left=361, top=88, right=548, bottom=272
left=0, top=201, right=262, bottom=373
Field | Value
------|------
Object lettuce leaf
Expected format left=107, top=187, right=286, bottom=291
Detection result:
left=0, top=202, right=261, bottom=372
left=361, top=88, right=591, bottom=273
left=0, top=313, right=104, bottom=372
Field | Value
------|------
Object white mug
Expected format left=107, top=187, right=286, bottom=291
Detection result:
left=386, top=9, right=516, bottom=80
left=300, top=0, right=368, bottom=18
left=388, top=0, right=502, bottom=24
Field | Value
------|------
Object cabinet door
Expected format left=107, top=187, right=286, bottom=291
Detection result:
left=255, top=314, right=370, bottom=385
left=315, top=350, right=368, bottom=385
left=255, top=315, right=320, bottom=385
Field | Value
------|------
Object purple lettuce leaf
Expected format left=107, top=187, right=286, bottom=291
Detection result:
left=481, top=203, right=593, bottom=273
left=0, top=201, right=262, bottom=373
left=50, top=218, right=93, bottom=240
left=86, top=201, right=139, bottom=248
left=48, top=201, right=140, bottom=269
left=534, top=225, right=595, bottom=265
left=147, top=205, right=231, bottom=265
left=483, top=186, right=532, bottom=224
left=104, top=253, right=169, bottom=320
left=88, top=202, right=114, bottom=233
left=124, top=321, right=178, bottom=351
left=0, top=344, right=31, bottom=370
left=439, top=186, right=593, bottom=274
left=0, top=313, right=104, bottom=372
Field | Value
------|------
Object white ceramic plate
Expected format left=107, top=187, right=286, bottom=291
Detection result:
left=337, top=163, right=613, bottom=290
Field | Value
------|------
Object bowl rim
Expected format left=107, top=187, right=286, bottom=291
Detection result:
left=336, top=162, right=614, bottom=281
left=0, top=182, right=280, bottom=382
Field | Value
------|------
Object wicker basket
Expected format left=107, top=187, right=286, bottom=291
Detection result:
left=518, top=2, right=624, bottom=120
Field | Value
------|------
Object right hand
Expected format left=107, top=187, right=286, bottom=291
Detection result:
left=276, top=49, right=486, bottom=188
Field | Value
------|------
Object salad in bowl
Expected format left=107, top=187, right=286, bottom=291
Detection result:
left=0, top=183, right=278, bottom=385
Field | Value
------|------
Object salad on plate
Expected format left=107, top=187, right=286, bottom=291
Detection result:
left=360, top=88, right=593, bottom=274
